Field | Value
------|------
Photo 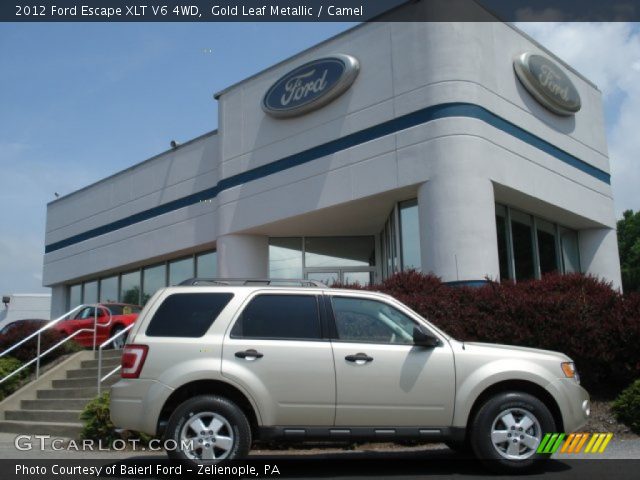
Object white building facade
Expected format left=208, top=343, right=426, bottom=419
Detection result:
left=43, top=19, right=622, bottom=317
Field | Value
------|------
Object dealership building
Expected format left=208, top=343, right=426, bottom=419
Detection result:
left=43, top=15, right=622, bottom=317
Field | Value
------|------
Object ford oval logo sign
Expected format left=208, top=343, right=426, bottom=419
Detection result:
left=262, top=54, right=359, bottom=118
left=514, top=52, right=581, bottom=116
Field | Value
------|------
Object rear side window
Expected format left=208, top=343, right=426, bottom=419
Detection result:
left=146, top=293, right=233, bottom=337
left=231, top=295, right=320, bottom=340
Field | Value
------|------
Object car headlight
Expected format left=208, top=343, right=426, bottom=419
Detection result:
left=561, top=362, right=580, bottom=383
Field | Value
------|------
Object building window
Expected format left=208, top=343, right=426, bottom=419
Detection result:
left=380, top=199, right=422, bottom=279
left=169, top=257, right=194, bottom=286
left=495, top=204, right=580, bottom=282
left=399, top=199, right=421, bottom=271
left=269, top=237, right=303, bottom=278
left=66, top=250, right=216, bottom=309
left=99, top=276, right=118, bottom=303
left=69, top=284, right=82, bottom=309
left=120, top=271, right=141, bottom=305
left=83, top=281, right=98, bottom=304
left=560, top=228, right=581, bottom=273
left=511, top=210, right=536, bottom=281
left=268, top=237, right=375, bottom=286
left=536, top=219, right=558, bottom=275
left=495, top=205, right=510, bottom=280
left=196, top=251, right=217, bottom=277
left=304, top=237, right=375, bottom=268
left=143, top=264, right=166, bottom=305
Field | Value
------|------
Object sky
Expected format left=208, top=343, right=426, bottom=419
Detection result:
left=0, top=22, right=639, bottom=295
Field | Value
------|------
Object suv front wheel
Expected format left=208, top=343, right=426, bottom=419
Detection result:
left=165, top=395, right=251, bottom=463
left=470, top=392, right=555, bottom=471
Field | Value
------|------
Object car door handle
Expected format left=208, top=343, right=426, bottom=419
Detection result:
left=345, top=353, right=373, bottom=364
left=235, top=349, right=264, bottom=360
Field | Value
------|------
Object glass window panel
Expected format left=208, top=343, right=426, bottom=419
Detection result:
left=510, top=210, right=535, bottom=281
left=305, top=236, right=375, bottom=268
left=307, top=271, right=339, bottom=286
left=169, top=257, right=194, bottom=285
left=536, top=219, right=558, bottom=275
left=83, top=281, right=98, bottom=304
left=495, top=205, right=510, bottom=280
left=99, top=276, right=118, bottom=303
left=561, top=229, right=581, bottom=273
left=232, top=295, right=321, bottom=340
left=269, top=238, right=303, bottom=278
left=146, top=293, right=233, bottom=338
left=400, top=200, right=421, bottom=271
left=331, top=297, right=415, bottom=344
left=69, top=284, right=82, bottom=309
left=196, top=251, right=217, bottom=278
left=120, top=271, right=141, bottom=305
left=343, top=271, right=373, bottom=286
left=143, top=264, right=166, bottom=305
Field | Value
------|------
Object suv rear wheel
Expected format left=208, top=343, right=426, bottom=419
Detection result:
left=165, top=395, right=251, bottom=463
left=470, top=392, right=555, bottom=471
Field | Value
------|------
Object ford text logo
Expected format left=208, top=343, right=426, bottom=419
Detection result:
left=514, top=52, right=581, bottom=116
left=262, top=54, right=359, bottom=118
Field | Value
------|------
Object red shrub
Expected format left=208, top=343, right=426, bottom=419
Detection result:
left=0, top=322, right=70, bottom=364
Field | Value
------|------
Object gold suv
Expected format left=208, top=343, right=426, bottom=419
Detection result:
left=110, top=279, right=590, bottom=471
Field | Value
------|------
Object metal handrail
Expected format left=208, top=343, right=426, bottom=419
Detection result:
left=0, top=304, right=113, bottom=385
left=97, top=323, right=133, bottom=395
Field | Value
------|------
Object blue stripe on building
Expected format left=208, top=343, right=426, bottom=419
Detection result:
left=45, top=102, right=611, bottom=254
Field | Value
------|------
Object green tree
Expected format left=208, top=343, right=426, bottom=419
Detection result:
left=617, top=209, right=640, bottom=292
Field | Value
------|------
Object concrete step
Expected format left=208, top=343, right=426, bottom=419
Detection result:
left=38, top=387, right=98, bottom=399
left=80, top=357, right=121, bottom=369
left=52, top=376, right=118, bottom=389
left=0, top=420, right=82, bottom=438
left=22, top=399, right=90, bottom=410
left=94, top=349, right=123, bottom=359
left=67, top=367, right=100, bottom=378
left=5, top=409, right=82, bottom=423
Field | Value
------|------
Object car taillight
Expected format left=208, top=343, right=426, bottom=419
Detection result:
left=121, top=344, right=148, bottom=379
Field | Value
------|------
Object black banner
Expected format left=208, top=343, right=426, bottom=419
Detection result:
left=3, top=0, right=640, bottom=23
left=2, top=458, right=640, bottom=480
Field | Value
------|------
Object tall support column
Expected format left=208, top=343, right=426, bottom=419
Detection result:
left=579, top=228, right=622, bottom=291
left=50, top=285, right=66, bottom=318
left=417, top=176, right=500, bottom=284
left=216, top=234, right=269, bottom=278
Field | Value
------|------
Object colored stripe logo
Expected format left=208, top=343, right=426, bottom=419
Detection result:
left=537, top=433, right=613, bottom=454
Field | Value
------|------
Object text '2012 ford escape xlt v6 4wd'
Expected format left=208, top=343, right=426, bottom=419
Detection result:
left=110, top=279, right=590, bottom=471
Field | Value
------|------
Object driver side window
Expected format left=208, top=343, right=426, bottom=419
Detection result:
left=331, top=296, right=416, bottom=345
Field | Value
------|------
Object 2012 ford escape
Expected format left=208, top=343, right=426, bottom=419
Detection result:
left=110, top=279, right=590, bottom=471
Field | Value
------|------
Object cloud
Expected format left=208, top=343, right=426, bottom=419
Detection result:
left=516, top=22, right=640, bottom=216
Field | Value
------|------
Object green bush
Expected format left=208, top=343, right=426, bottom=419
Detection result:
left=80, top=392, right=120, bottom=446
left=612, top=379, right=640, bottom=434
left=80, top=392, right=155, bottom=447
left=0, top=357, right=28, bottom=400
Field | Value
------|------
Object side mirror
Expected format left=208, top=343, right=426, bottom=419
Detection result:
left=413, top=325, right=440, bottom=348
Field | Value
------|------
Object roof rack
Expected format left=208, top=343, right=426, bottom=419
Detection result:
left=177, top=278, right=327, bottom=288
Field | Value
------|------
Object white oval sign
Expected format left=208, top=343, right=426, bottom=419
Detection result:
left=514, top=52, right=581, bottom=116
left=262, top=54, right=359, bottom=118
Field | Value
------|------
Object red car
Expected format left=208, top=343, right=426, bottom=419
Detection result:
left=54, top=303, right=141, bottom=349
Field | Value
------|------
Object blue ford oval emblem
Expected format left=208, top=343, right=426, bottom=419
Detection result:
left=262, top=54, right=359, bottom=118
left=514, top=52, right=581, bottom=116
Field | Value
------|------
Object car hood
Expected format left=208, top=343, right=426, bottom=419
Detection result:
left=459, top=341, right=571, bottom=362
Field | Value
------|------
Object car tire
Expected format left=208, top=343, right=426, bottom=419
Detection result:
left=470, top=391, right=555, bottom=472
left=110, top=326, right=126, bottom=350
left=165, top=395, right=251, bottom=464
